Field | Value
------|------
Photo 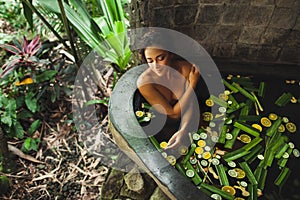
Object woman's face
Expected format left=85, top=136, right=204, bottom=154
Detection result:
left=144, top=47, right=172, bottom=76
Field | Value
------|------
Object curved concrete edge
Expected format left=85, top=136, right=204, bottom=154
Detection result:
left=108, top=121, right=177, bottom=200
left=108, top=66, right=209, bottom=200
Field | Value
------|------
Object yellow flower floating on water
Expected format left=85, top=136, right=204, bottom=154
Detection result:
left=160, top=141, right=168, bottom=149
left=135, top=110, right=144, bottom=118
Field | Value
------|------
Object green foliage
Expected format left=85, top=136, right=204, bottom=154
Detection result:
left=0, top=33, right=15, bottom=46
left=0, top=0, right=64, bottom=45
left=84, top=97, right=109, bottom=106
left=28, top=119, right=41, bottom=135
left=21, top=137, right=40, bottom=153
left=0, top=0, right=27, bottom=30
left=21, top=0, right=33, bottom=30
left=37, top=0, right=132, bottom=72
left=0, top=35, right=75, bottom=153
left=34, top=5, right=64, bottom=38
left=0, top=71, right=52, bottom=140
left=0, top=89, right=24, bottom=139
left=0, top=0, right=29, bottom=44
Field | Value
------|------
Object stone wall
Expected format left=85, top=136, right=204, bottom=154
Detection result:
left=130, top=0, right=300, bottom=65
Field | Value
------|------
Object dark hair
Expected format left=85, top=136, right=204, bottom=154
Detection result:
left=138, top=30, right=185, bottom=64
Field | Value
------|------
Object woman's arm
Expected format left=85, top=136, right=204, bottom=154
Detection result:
left=137, top=65, right=200, bottom=120
left=138, top=83, right=181, bottom=119
left=166, top=97, right=200, bottom=149
left=164, top=65, right=201, bottom=149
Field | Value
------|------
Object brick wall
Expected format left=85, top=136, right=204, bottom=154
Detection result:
left=130, top=0, right=300, bottom=65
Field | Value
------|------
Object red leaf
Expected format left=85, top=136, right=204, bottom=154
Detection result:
left=1, top=62, right=8, bottom=69
left=0, top=44, right=22, bottom=55
left=29, top=42, right=42, bottom=56
left=1, top=66, right=15, bottom=78
left=2, top=58, right=21, bottom=69
left=0, top=59, right=20, bottom=77
left=22, top=36, right=28, bottom=53
left=26, top=35, right=41, bottom=55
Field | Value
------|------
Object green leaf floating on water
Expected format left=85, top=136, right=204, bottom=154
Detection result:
left=142, top=75, right=300, bottom=199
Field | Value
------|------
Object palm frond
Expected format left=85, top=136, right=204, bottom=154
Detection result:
left=38, top=0, right=131, bottom=71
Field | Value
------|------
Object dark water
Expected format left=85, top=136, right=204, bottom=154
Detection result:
left=229, top=73, right=300, bottom=200
left=133, top=70, right=300, bottom=199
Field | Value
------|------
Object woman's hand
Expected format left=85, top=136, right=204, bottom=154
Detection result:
left=165, top=129, right=189, bottom=150
left=188, top=64, right=200, bottom=89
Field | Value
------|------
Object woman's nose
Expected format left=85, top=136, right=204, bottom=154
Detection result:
left=150, top=61, right=158, bottom=67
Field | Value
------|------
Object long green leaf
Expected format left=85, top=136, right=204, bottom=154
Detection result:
left=38, top=0, right=106, bottom=55
left=114, top=21, right=126, bottom=45
left=69, top=0, right=102, bottom=38
left=104, top=50, right=119, bottom=64
left=38, top=0, right=131, bottom=70
left=94, top=16, right=111, bottom=36
left=120, top=50, right=131, bottom=69
left=99, top=0, right=114, bottom=31
left=106, top=33, right=123, bottom=56
left=22, top=0, right=33, bottom=29
left=108, top=0, right=119, bottom=21
left=62, top=4, right=104, bottom=47
left=69, top=0, right=91, bottom=22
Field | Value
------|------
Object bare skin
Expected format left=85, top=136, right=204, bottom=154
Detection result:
left=137, top=47, right=200, bottom=149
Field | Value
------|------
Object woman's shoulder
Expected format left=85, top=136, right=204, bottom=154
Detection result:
left=176, top=60, right=193, bottom=77
left=137, top=68, right=153, bottom=87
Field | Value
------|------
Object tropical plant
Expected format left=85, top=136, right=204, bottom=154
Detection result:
left=0, top=35, right=42, bottom=78
left=37, top=0, right=132, bottom=72
left=0, top=35, right=75, bottom=154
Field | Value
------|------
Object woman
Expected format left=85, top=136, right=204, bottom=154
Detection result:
left=137, top=31, right=208, bottom=149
